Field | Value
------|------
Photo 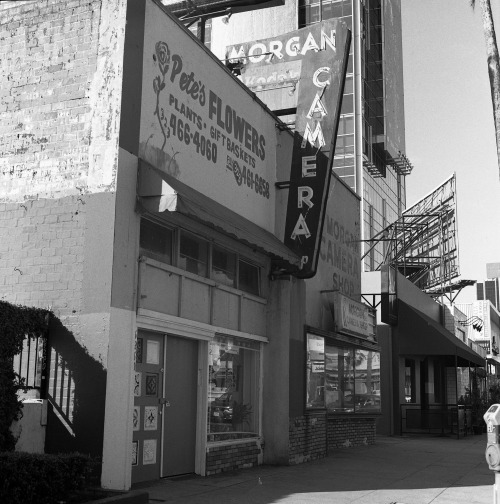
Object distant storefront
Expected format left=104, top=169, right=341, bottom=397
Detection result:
left=364, top=269, right=486, bottom=438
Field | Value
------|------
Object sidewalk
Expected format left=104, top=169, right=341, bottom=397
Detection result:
left=136, top=434, right=495, bottom=504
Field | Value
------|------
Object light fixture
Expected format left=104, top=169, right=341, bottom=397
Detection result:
left=221, top=10, right=232, bottom=24
left=458, top=316, right=484, bottom=332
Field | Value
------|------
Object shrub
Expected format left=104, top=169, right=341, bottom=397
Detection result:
left=0, top=452, right=100, bottom=504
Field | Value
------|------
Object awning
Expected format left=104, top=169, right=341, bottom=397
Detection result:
left=397, top=301, right=485, bottom=366
left=136, top=159, right=301, bottom=268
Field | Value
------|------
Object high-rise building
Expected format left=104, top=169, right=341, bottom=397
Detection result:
left=203, top=0, right=413, bottom=271
left=487, top=262, right=500, bottom=279
left=477, top=262, right=500, bottom=311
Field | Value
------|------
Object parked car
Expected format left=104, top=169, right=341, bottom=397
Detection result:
left=355, top=393, right=381, bottom=412
left=209, top=392, right=233, bottom=423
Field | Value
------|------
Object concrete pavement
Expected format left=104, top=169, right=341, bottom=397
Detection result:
left=138, top=434, right=495, bottom=504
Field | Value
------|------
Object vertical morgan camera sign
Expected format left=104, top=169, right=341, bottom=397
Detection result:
left=282, top=20, right=351, bottom=277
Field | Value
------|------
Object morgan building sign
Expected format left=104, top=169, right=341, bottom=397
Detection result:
left=227, top=20, right=351, bottom=276
left=284, top=21, right=350, bottom=277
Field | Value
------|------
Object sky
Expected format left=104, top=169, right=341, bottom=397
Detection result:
left=401, top=0, right=500, bottom=304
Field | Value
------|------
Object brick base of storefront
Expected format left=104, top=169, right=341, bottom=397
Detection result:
left=205, top=440, right=262, bottom=475
left=206, top=417, right=376, bottom=474
left=288, top=412, right=327, bottom=465
left=327, top=416, right=376, bottom=449
left=288, top=414, right=377, bottom=464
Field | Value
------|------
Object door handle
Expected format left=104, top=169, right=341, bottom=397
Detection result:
left=159, top=398, right=170, bottom=407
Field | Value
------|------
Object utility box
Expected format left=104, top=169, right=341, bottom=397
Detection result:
left=484, top=404, right=500, bottom=470
left=11, top=399, right=47, bottom=454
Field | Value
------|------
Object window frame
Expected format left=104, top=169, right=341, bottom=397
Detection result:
left=139, top=219, right=263, bottom=297
left=139, top=217, right=174, bottom=265
left=305, top=329, right=382, bottom=415
left=179, top=229, right=210, bottom=278
left=211, top=244, right=237, bottom=289
left=207, top=334, right=261, bottom=443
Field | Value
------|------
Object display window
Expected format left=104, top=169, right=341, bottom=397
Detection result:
left=306, top=334, right=325, bottom=408
left=207, top=335, right=260, bottom=442
left=325, top=346, right=355, bottom=413
left=306, top=333, right=381, bottom=414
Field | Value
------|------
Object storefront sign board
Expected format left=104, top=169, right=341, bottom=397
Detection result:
left=226, top=20, right=341, bottom=112
left=333, top=292, right=374, bottom=340
left=286, top=21, right=351, bottom=276
left=227, top=20, right=351, bottom=276
left=139, top=0, right=278, bottom=233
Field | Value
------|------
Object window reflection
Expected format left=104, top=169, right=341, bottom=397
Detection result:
left=208, top=336, right=260, bottom=441
left=306, top=334, right=381, bottom=413
left=139, top=219, right=172, bottom=264
left=212, top=246, right=236, bottom=287
left=179, top=231, right=208, bottom=276
left=353, top=349, right=381, bottom=413
left=306, top=334, right=325, bottom=408
left=325, top=346, right=354, bottom=412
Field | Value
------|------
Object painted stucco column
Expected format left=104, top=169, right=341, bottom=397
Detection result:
left=101, top=310, right=137, bottom=490
left=263, top=276, right=293, bottom=464
left=101, top=150, right=141, bottom=490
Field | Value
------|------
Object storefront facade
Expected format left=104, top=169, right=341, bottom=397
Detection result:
left=286, top=178, right=380, bottom=461
left=101, top=0, right=310, bottom=486
left=131, top=210, right=272, bottom=481
left=1, top=0, right=379, bottom=491
left=104, top=0, right=375, bottom=486
left=362, top=270, right=486, bottom=437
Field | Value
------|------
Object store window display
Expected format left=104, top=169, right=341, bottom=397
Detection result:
left=207, top=335, right=260, bottom=441
left=306, top=333, right=381, bottom=414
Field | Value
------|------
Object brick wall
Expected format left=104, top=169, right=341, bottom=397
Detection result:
left=0, top=196, right=84, bottom=317
left=206, top=441, right=262, bottom=475
left=0, top=0, right=125, bottom=201
left=288, top=412, right=327, bottom=465
left=0, top=194, right=109, bottom=456
left=0, top=0, right=126, bottom=457
left=327, top=417, right=376, bottom=449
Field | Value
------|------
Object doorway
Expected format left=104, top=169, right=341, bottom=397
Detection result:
left=132, top=331, right=199, bottom=484
left=161, top=335, right=198, bottom=477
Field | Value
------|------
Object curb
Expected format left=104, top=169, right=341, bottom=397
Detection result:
left=83, top=490, right=149, bottom=504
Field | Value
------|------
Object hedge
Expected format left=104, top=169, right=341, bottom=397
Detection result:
left=0, top=452, right=100, bottom=504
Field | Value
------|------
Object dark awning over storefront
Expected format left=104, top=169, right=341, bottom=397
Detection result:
left=137, top=159, right=301, bottom=269
left=397, top=301, right=485, bottom=366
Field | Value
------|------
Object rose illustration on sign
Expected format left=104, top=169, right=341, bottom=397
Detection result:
left=155, top=41, right=170, bottom=76
left=153, top=42, right=171, bottom=151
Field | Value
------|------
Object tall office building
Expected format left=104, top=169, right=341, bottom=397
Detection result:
left=190, top=0, right=414, bottom=272
left=477, top=262, right=500, bottom=311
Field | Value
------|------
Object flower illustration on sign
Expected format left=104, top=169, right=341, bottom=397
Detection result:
left=155, top=41, right=170, bottom=76
left=153, top=42, right=170, bottom=150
